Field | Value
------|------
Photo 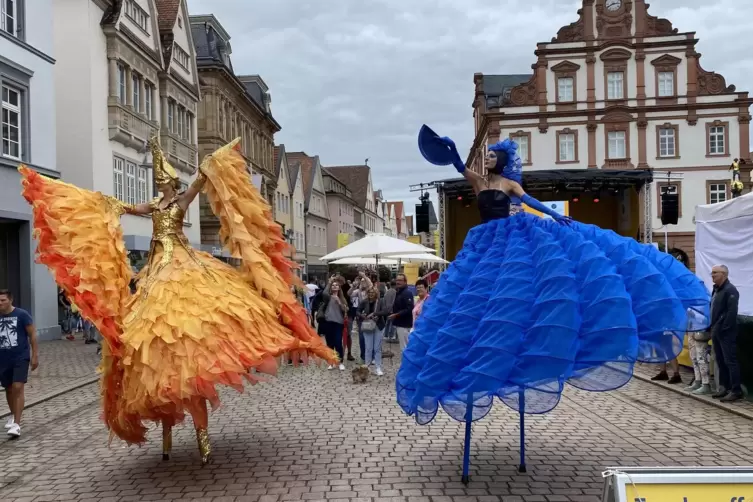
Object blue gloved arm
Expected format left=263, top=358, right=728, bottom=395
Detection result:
left=436, top=136, right=465, bottom=173
left=521, top=194, right=572, bottom=224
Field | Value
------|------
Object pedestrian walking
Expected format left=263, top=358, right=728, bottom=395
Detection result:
left=0, top=289, right=39, bottom=438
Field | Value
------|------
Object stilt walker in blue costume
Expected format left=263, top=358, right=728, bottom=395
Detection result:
left=396, top=125, right=711, bottom=484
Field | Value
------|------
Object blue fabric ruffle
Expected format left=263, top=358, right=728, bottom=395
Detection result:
left=396, top=213, right=710, bottom=426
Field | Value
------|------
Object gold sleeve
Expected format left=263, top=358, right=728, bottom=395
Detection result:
left=191, top=170, right=208, bottom=191
left=104, top=195, right=135, bottom=216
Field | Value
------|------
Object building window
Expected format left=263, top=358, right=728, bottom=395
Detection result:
left=167, top=100, right=175, bottom=133
left=1, top=0, right=19, bottom=37
left=557, top=77, right=574, bottom=102
left=117, top=64, right=127, bottom=104
left=132, top=73, right=141, bottom=112
left=607, top=72, right=624, bottom=100
left=708, top=124, right=726, bottom=155
left=510, top=132, right=531, bottom=165
left=657, top=71, right=674, bottom=98
left=137, top=166, right=148, bottom=204
left=1, top=85, right=21, bottom=160
left=177, top=107, right=184, bottom=139
left=556, top=129, right=577, bottom=163
left=651, top=54, right=681, bottom=101
left=125, top=161, right=137, bottom=205
left=113, top=157, right=124, bottom=202
left=184, top=112, right=193, bottom=141
left=180, top=182, right=190, bottom=222
left=657, top=125, right=678, bottom=158
left=124, top=0, right=149, bottom=33
left=144, top=83, right=153, bottom=120
left=608, top=131, right=626, bottom=159
left=173, top=43, right=190, bottom=71
left=708, top=182, right=728, bottom=205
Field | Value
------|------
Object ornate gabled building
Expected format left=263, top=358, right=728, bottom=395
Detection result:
left=191, top=14, right=280, bottom=246
left=287, top=152, right=330, bottom=280
left=324, top=165, right=382, bottom=235
left=386, top=201, right=407, bottom=240
left=54, top=0, right=201, bottom=270
left=467, top=0, right=752, bottom=268
left=321, top=168, right=358, bottom=250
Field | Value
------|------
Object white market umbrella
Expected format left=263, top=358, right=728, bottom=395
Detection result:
left=330, top=253, right=448, bottom=265
left=321, top=233, right=435, bottom=262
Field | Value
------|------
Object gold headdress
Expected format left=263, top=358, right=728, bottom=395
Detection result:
left=149, top=135, right=178, bottom=185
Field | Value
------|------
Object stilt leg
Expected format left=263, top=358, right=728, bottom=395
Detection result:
left=196, top=428, right=211, bottom=465
left=162, top=422, right=173, bottom=461
left=188, top=397, right=211, bottom=465
left=461, top=418, right=472, bottom=485
left=518, top=390, right=527, bottom=473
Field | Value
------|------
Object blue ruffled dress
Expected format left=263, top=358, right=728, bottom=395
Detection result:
left=395, top=189, right=711, bottom=425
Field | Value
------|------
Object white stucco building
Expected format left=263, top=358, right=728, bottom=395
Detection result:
left=467, top=0, right=752, bottom=268
left=54, top=0, right=201, bottom=272
left=0, top=0, right=60, bottom=338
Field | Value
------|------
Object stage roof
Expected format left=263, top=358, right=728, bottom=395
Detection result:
left=434, top=169, right=653, bottom=198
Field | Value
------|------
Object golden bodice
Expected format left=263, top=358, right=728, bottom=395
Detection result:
left=150, top=197, right=186, bottom=242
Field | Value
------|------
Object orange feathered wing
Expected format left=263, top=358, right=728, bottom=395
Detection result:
left=200, top=140, right=337, bottom=364
left=18, top=166, right=146, bottom=441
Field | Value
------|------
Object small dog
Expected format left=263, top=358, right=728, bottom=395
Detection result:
left=351, top=365, right=370, bottom=383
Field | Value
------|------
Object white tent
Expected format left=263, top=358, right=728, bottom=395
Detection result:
left=320, top=233, right=435, bottom=262
left=329, top=253, right=448, bottom=266
left=695, top=191, right=753, bottom=316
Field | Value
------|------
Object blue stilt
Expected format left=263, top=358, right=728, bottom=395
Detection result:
left=518, top=390, right=527, bottom=473
left=461, top=401, right=473, bottom=485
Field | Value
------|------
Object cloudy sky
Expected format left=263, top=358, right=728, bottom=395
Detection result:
left=186, top=0, right=753, bottom=218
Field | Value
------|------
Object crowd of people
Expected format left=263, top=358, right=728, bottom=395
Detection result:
left=305, top=270, right=431, bottom=376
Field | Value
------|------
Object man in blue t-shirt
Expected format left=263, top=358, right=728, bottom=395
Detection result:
left=0, top=289, right=39, bottom=438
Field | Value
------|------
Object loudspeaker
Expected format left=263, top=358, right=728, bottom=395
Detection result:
left=661, top=193, right=679, bottom=225
left=416, top=203, right=430, bottom=233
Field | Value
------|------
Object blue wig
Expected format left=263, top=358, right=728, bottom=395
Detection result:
left=488, top=138, right=523, bottom=185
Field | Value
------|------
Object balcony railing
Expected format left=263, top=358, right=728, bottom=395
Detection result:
left=108, top=104, right=157, bottom=150
left=161, top=133, right=198, bottom=172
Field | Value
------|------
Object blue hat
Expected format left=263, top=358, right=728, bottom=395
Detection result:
left=418, top=125, right=454, bottom=166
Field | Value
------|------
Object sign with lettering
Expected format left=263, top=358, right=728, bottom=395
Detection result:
left=523, top=200, right=569, bottom=220
left=602, top=467, right=753, bottom=502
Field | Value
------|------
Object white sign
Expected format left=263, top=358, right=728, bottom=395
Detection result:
left=602, top=466, right=753, bottom=502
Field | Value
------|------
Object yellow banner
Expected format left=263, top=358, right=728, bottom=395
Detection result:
left=407, top=235, right=421, bottom=245
left=626, top=483, right=753, bottom=501
left=523, top=200, right=569, bottom=219
left=433, top=230, right=439, bottom=250
left=404, top=263, right=419, bottom=284
left=337, top=233, right=349, bottom=249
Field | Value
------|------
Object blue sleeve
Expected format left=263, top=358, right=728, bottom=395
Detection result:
left=20, top=310, right=33, bottom=330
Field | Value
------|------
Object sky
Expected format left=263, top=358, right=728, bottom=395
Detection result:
left=186, top=0, right=753, bottom=220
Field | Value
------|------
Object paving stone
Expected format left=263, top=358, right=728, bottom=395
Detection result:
left=0, top=347, right=751, bottom=501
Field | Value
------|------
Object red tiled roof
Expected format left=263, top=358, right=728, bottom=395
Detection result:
left=154, top=0, right=180, bottom=31
left=286, top=152, right=316, bottom=202
left=323, top=165, right=370, bottom=208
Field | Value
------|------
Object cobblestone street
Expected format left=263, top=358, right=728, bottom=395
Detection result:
left=1, top=341, right=752, bottom=502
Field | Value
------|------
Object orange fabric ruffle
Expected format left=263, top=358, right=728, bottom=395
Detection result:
left=118, top=244, right=327, bottom=427
left=19, top=152, right=337, bottom=446
left=201, top=139, right=337, bottom=365
left=18, top=166, right=145, bottom=442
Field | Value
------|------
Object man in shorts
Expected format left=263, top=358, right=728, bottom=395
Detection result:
left=0, top=289, right=39, bottom=438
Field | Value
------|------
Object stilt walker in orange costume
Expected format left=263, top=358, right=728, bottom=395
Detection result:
left=19, top=137, right=337, bottom=464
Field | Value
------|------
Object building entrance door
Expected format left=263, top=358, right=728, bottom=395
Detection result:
left=0, top=221, right=22, bottom=301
